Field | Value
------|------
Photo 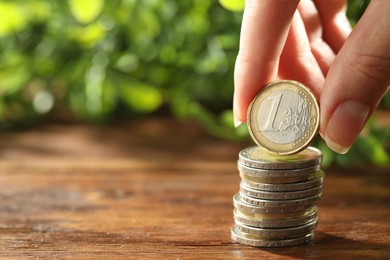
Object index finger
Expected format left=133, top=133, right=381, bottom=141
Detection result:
left=234, top=0, right=299, bottom=125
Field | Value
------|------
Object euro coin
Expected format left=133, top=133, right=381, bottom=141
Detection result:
left=247, top=80, right=319, bottom=155
left=233, top=193, right=313, bottom=214
left=239, top=182, right=323, bottom=200
left=236, top=206, right=317, bottom=220
left=231, top=226, right=314, bottom=248
left=238, top=146, right=322, bottom=170
left=239, top=192, right=322, bottom=208
left=238, top=171, right=318, bottom=184
left=233, top=207, right=317, bottom=228
left=237, top=163, right=320, bottom=184
left=234, top=219, right=317, bottom=239
left=240, top=170, right=324, bottom=191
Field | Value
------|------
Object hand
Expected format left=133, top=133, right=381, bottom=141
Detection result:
left=233, top=0, right=390, bottom=154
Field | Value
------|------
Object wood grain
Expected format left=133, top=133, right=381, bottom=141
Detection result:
left=0, top=118, right=389, bottom=259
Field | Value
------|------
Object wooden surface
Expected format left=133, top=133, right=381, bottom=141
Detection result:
left=0, top=118, right=389, bottom=259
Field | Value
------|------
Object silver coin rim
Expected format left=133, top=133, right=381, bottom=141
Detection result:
left=240, top=171, right=324, bottom=191
left=239, top=182, right=323, bottom=200
left=233, top=193, right=313, bottom=214
left=234, top=219, right=317, bottom=239
left=239, top=192, right=322, bottom=208
left=233, top=208, right=317, bottom=228
left=239, top=172, right=317, bottom=184
left=231, top=226, right=314, bottom=248
left=238, top=146, right=322, bottom=170
left=237, top=162, right=320, bottom=178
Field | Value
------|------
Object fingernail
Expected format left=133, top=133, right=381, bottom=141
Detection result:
left=233, top=110, right=242, bottom=128
left=234, top=117, right=242, bottom=128
left=324, top=135, right=350, bottom=154
left=324, top=100, right=370, bottom=154
left=233, top=100, right=242, bottom=127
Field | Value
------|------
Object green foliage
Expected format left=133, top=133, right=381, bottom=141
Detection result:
left=0, top=0, right=388, bottom=167
left=69, top=0, right=105, bottom=24
left=346, top=0, right=371, bottom=26
left=0, top=0, right=241, bottom=124
left=219, top=0, right=245, bottom=12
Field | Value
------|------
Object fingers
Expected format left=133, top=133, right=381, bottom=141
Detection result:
left=234, top=0, right=299, bottom=125
left=298, top=0, right=336, bottom=75
left=320, top=0, right=390, bottom=154
left=278, top=11, right=325, bottom=98
left=313, top=0, right=352, bottom=53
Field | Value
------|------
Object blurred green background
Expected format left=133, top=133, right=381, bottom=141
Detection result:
left=0, top=0, right=388, bottom=167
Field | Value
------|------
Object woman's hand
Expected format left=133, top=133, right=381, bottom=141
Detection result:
left=233, top=0, right=390, bottom=154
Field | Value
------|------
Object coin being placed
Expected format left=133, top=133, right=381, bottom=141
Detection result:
left=247, top=80, right=320, bottom=155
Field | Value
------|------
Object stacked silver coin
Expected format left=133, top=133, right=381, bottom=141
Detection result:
left=231, top=146, right=324, bottom=247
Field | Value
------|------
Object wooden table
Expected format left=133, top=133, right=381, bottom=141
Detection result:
left=0, top=118, right=389, bottom=259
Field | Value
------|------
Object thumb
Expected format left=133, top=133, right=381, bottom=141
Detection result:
left=320, top=0, right=390, bottom=154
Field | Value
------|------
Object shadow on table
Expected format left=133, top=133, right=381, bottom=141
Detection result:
left=263, top=232, right=390, bottom=259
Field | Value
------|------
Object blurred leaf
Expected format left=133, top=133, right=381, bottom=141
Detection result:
left=120, top=81, right=163, bottom=113
left=355, top=135, right=390, bottom=166
left=115, top=53, right=139, bottom=73
left=0, top=65, right=30, bottom=95
left=335, top=147, right=364, bottom=168
left=101, top=77, right=118, bottom=115
left=189, top=102, right=245, bottom=141
left=69, top=0, right=104, bottom=24
left=380, top=91, right=390, bottom=109
left=235, top=123, right=249, bottom=139
left=371, top=124, right=390, bottom=144
left=0, top=2, right=28, bottom=37
left=29, top=0, right=52, bottom=22
left=171, top=93, right=192, bottom=119
left=346, top=0, right=370, bottom=26
left=128, top=4, right=161, bottom=44
left=219, top=0, right=245, bottom=12
left=84, top=64, right=106, bottom=118
left=219, top=109, right=234, bottom=127
left=70, top=23, right=106, bottom=47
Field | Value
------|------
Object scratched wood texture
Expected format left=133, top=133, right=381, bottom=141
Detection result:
left=0, top=117, right=389, bottom=259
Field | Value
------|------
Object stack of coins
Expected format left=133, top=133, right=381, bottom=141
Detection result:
left=232, top=80, right=324, bottom=247
left=231, top=146, right=324, bottom=247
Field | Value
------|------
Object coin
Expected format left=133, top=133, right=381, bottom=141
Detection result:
left=247, top=80, right=319, bottom=155
left=239, top=192, right=322, bottom=208
left=239, top=172, right=317, bottom=184
left=233, top=193, right=313, bottom=214
left=234, top=219, right=317, bottom=239
left=231, top=226, right=314, bottom=248
left=240, top=170, right=324, bottom=191
left=236, top=206, right=316, bottom=220
left=239, top=182, right=323, bottom=200
left=238, top=146, right=322, bottom=170
left=233, top=207, right=317, bottom=228
left=237, top=162, right=320, bottom=183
